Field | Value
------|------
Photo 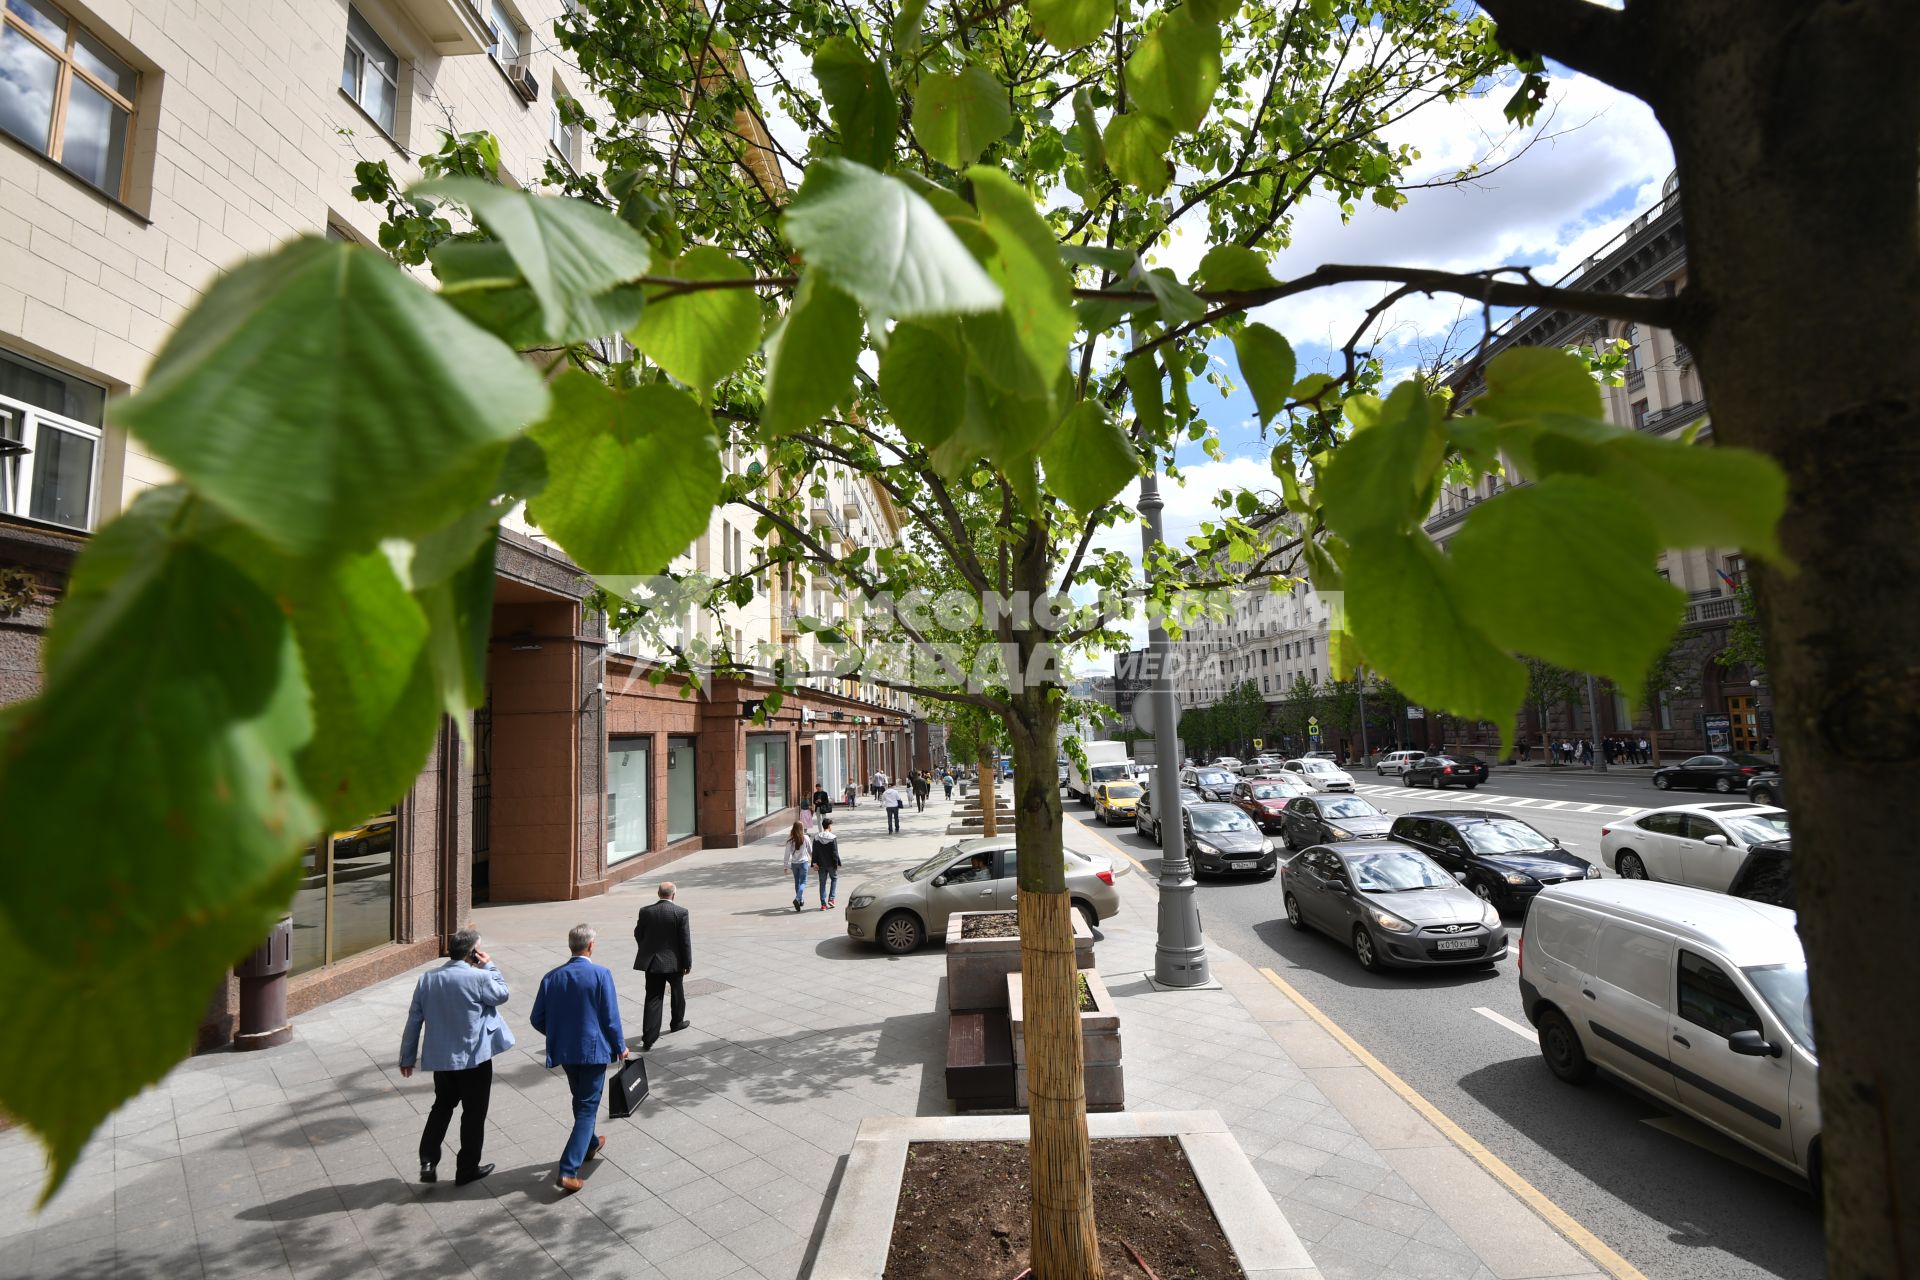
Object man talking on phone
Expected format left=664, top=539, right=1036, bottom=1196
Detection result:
left=398, top=927, right=513, bottom=1186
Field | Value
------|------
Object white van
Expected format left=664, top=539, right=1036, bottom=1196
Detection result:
left=1376, top=750, right=1422, bottom=776
left=1519, top=881, right=1820, bottom=1191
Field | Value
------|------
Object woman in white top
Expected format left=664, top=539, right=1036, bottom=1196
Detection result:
left=782, top=822, right=810, bottom=913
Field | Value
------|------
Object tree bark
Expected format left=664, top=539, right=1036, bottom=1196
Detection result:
left=980, top=746, right=998, bottom=837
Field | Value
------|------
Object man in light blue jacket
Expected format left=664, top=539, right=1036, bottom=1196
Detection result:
left=399, top=928, right=514, bottom=1186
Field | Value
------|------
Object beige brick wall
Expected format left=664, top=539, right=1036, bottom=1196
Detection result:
left=0, top=0, right=600, bottom=520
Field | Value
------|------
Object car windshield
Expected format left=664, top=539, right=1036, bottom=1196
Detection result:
left=1195, top=770, right=1231, bottom=785
left=1178, top=788, right=1201, bottom=803
left=1300, top=760, right=1337, bottom=773
left=1249, top=784, right=1291, bottom=799
left=1459, top=819, right=1555, bottom=854
left=1745, top=963, right=1814, bottom=1053
left=1105, top=784, right=1141, bottom=799
left=1192, top=807, right=1254, bottom=832
left=1091, top=764, right=1130, bottom=781
left=1724, top=811, right=1791, bottom=844
left=1320, top=797, right=1380, bottom=819
left=906, top=844, right=970, bottom=881
left=1343, top=848, right=1454, bottom=891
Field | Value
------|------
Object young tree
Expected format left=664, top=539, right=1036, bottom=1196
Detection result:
left=1521, top=658, right=1583, bottom=759
left=936, top=703, right=1010, bottom=835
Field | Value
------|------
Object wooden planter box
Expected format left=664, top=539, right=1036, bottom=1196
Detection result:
left=1007, top=969, right=1123, bottom=1111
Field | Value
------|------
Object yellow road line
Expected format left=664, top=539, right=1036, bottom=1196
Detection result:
left=1258, top=966, right=1648, bottom=1280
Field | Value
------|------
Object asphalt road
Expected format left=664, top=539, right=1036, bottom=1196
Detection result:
left=1068, top=765, right=1824, bottom=1280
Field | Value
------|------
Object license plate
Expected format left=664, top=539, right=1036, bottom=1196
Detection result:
left=1436, top=937, right=1479, bottom=951
left=1230, top=860, right=1256, bottom=870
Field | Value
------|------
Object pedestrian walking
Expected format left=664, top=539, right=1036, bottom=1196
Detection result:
left=883, top=781, right=906, bottom=833
left=942, top=770, right=954, bottom=800
left=782, top=821, right=811, bottom=911
left=811, top=780, right=833, bottom=816
left=1580, top=739, right=1593, bottom=766
left=798, top=803, right=815, bottom=837
left=529, top=924, right=627, bottom=1193
left=811, top=818, right=842, bottom=910
left=632, top=882, right=693, bottom=1050
left=912, top=771, right=929, bottom=812
left=1638, top=736, right=1650, bottom=764
left=398, top=927, right=512, bottom=1187
left=843, top=781, right=857, bottom=808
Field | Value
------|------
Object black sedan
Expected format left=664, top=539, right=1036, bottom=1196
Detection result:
left=1133, top=785, right=1203, bottom=843
left=1651, top=752, right=1773, bottom=793
left=1746, top=770, right=1785, bottom=807
left=1281, top=841, right=1508, bottom=971
left=1400, top=755, right=1485, bottom=789
left=1183, top=802, right=1277, bottom=877
left=1387, top=810, right=1598, bottom=911
left=1280, top=794, right=1392, bottom=850
left=1181, top=767, right=1239, bottom=802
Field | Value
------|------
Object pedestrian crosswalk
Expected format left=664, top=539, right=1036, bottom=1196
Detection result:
left=1349, top=781, right=1644, bottom=818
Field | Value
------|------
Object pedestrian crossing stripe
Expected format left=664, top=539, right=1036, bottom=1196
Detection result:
left=1352, top=783, right=1640, bottom=817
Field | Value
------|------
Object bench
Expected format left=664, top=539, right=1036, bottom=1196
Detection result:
left=946, top=1008, right=1015, bottom=1111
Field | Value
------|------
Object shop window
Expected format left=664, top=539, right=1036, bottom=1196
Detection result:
left=607, top=737, right=650, bottom=863
left=0, top=346, right=104, bottom=530
left=1, top=0, right=139, bottom=197
left=290, top=812, right=397, bottom=977
left=746, top=734, right=788, bottom=822
left=666, top=736, right=697, bottom=842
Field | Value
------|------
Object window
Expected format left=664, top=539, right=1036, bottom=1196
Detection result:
left=607, top=737, right=651, bottom=863
left=666, top=736, right=697, bottom=842
left=484, top=0, right=523, bottom=64
left=291, top=812, right=397, bottom=976
left=0, top=346, right=103, bottom=530
left=341, top=5, right=399, bottom=135
left=1633, top=399, right=1651, bottom=429
left=1, top=0, right=138, bottom=197
left=1678, top=950, right=1761, bottom=1039
left=1624, top=324, right=1641, bottom=372
left=549, top=82, right=581, bottom=168
left=745, top=735, right=787, bottom=823
left=1682, top=815, right=1726, bottom=843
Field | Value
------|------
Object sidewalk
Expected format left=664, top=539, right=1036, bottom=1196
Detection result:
left=0, top=795, right=1617, bottom=1280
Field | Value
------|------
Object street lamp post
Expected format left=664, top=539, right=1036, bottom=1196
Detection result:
left=1139, top=469, right=1210, bottom=988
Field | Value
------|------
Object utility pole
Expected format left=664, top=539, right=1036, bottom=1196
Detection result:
left=1139, top=469, right=1210, bottom=988
left=1583, top=673, right=1609, bottom=773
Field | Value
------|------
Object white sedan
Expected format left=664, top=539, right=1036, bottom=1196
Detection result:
left=1282, top=758, right=1355, bottom=792
left=1599, top=801, right=1790, bottom=893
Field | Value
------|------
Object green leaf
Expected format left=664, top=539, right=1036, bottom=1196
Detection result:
left=1142, top=268, right=1206, bottom=324
left=417, top=178, right=652, bottom=342
left=1342, top=532, right=1527, bottom=726
left=1040, top=400, right=1137, bottom=516
left=914, top=66, right=1012, bottom=169
left=762, top=273, right=863, bottom=437
left=1059, top=244, right=1136, bottom=274
left=1104, top=113, right=1175, bottom=195
left=1473, top=345, right=1602, bottom=422
left=814, top=37, right=899, bottom=170
left=1449, top=475, right=1687, bottom=696
left=1315, top=383, right=1445, bottom=541
left=783, top=159, right=1002, bottom=320
left=891, top=0, right=930, bottom=51
left=1124, top=10, right=1221, bottom=133
left=1195, top=245, right=1277, bottom=292
left=630, top=246, right=763, bottom=396
left=964, top=167, right=1077, bottom=406
left=527, top=373, right=723, bottom=573
left=1302, top=537, right=1343, bottom=592
left=113, top=238, right=547, bottom=558
left=1072, top=89, right=1107, bottom=178
left=0, top=503, right=319, bottom=1196
left=414, top=524, right=499, bottom=724
left=1231, top=323, right=1295, bottom=427
left=1031, top=0, right=1115, bottom=50
left=1124, top=352, right=1164, bottom=435
left=880, top=323, right=967, bottom=447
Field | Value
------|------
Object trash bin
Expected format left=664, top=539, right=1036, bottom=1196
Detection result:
left=235, top=914, right=294, bottom=1050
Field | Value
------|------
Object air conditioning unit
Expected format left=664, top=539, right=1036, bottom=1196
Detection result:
left=507, top=60, right=539, bottom=102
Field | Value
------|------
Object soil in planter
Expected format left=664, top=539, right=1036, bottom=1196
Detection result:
left=884, top=1137, right=1242, bottom=1280
left=961, top=913, right=1021, bottom=940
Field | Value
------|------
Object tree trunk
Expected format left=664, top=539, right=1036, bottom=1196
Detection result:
left=1643, top=5, right=1920, bottom=1268
left=1010, top=693, right=1100, bottom=1279
left=980, top=746, right=998, bottom=838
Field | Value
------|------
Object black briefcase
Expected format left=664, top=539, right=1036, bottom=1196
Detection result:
left=607, top=1057, right=649, bottom=1118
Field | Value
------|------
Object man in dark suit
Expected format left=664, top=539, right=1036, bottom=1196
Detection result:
left=632, top=881, right=692, bottom=1050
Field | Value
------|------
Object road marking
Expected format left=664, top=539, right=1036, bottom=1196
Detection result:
left=1576, top=803, right=1607, bottom=812
left=1258, top=967, right=1648, bottom=1280
left=1474, top=1006, right=1539, bottom=1043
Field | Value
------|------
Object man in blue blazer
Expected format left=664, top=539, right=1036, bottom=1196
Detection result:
left=531, top=923, right=628, bottom=1193
left=399, top=928, right=514, bottom=1186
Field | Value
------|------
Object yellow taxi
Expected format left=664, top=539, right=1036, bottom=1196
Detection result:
left=1093, top=780, right=1144, bottom=826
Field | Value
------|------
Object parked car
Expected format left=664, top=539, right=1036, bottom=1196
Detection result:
left=1181, top=766, right=1239, bottom=802
left=1230, top=776, right=1314, bottom=830
left=1303, top=750, right=1339, bottom=761
left=1281, top=795, right=1393, bottom=850
left=1728, top=840, right=1794, bottom=909
left=1376, top=750, right=1423, bottom=776
left=1401, top=754, right=1486, bottom=789
left=1212, top=756, right=1244, bottom=769
left=1281, top=841, right=1509, bottom=971
left=1093, top=780, right=1144, bottom=826
left=1388, top=810, right=1598, bottom=911
left=1519, top=881, right=1819, bottom=1192
left=1651, top=752, right=1774, bottom=793
left=1281, top=757, right=1355, bottom=792
left=1183, top=803, right=1278, bottom=877
left=1249, top=754, right=1286, bottom=772
left=1600, top=802, right=1791, bottom=892
left=1746, top=770, right=1784, bottom=807
left=1133, top=784, right=1204, bottom=843
left=844, top=838, right=1122, bottom=953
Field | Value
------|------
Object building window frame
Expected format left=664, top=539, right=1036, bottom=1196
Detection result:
left=0, top=0, right=140, bottom=199
left=0, top=347, right=106, bottom=531
left=340, top=4, right=401, bottom=138
left=484, top=0, right=526, bottom=65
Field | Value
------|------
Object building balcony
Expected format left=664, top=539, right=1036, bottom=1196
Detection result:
left=1684, top=592, right=1742, bottom=625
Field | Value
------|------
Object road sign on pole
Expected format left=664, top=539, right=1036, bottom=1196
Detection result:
left=1252, top=738, right=1263, bottom=750
left=1306, top=717, right=1320, bottom=738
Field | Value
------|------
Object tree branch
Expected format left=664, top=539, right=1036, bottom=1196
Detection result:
left=1473, top=0, right=1647, bottom=98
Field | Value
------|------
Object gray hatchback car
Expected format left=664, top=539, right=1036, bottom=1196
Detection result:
left=1281, top=841, right=1509, bottom=971
left=843, top=837, right=1123, bottom=954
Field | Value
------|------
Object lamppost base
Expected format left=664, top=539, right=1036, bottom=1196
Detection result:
left=1144, top=971, right=1222, bottom=993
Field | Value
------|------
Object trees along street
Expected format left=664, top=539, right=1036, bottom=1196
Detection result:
left=0, top=0, right=1910, bottom=1273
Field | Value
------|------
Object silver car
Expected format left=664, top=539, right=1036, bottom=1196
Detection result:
left=843, top=837, right=1123, bottom=954
left=1281, top=840, right=1508, bottom=971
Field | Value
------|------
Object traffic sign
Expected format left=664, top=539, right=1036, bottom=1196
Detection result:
left=1252, top=738, right=1263, bottom=749
left=1306, top=717, right=1319, bottom=734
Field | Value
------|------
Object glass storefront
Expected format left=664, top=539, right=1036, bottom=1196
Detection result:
left=607, top=737, right=651, bottom=864
left=745, top=735, right=788, bottom=822
left=666, top=737, right=697, bottom=842
left=291, top=812, right=397, bottom=977
left=814, top=731, right=851, bottom=799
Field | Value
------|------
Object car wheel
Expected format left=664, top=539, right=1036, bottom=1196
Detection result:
left=1377, top=768, right=1386, bottom=776
left=1473, top=881, right=1497, bottom=907
left=1073, top=900, right=1099, bottom=932
left=1714, top=776, right=1735, bottom=793
left=1537, top=1008, right=1595, bottom=1084
left=1751, top=786, right=1774, bottom=805
left=877, top=911, right=924, bottom=955
left=1353, top=926, right=1384, bottom=972
left=1617, top=851, right=1648, bottom=880
left=1284, top=894, right=1306, bottom=930
left=1653, top=774, right=1671, bottom=790
left=1401, top=774, right=1413, bottom=787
